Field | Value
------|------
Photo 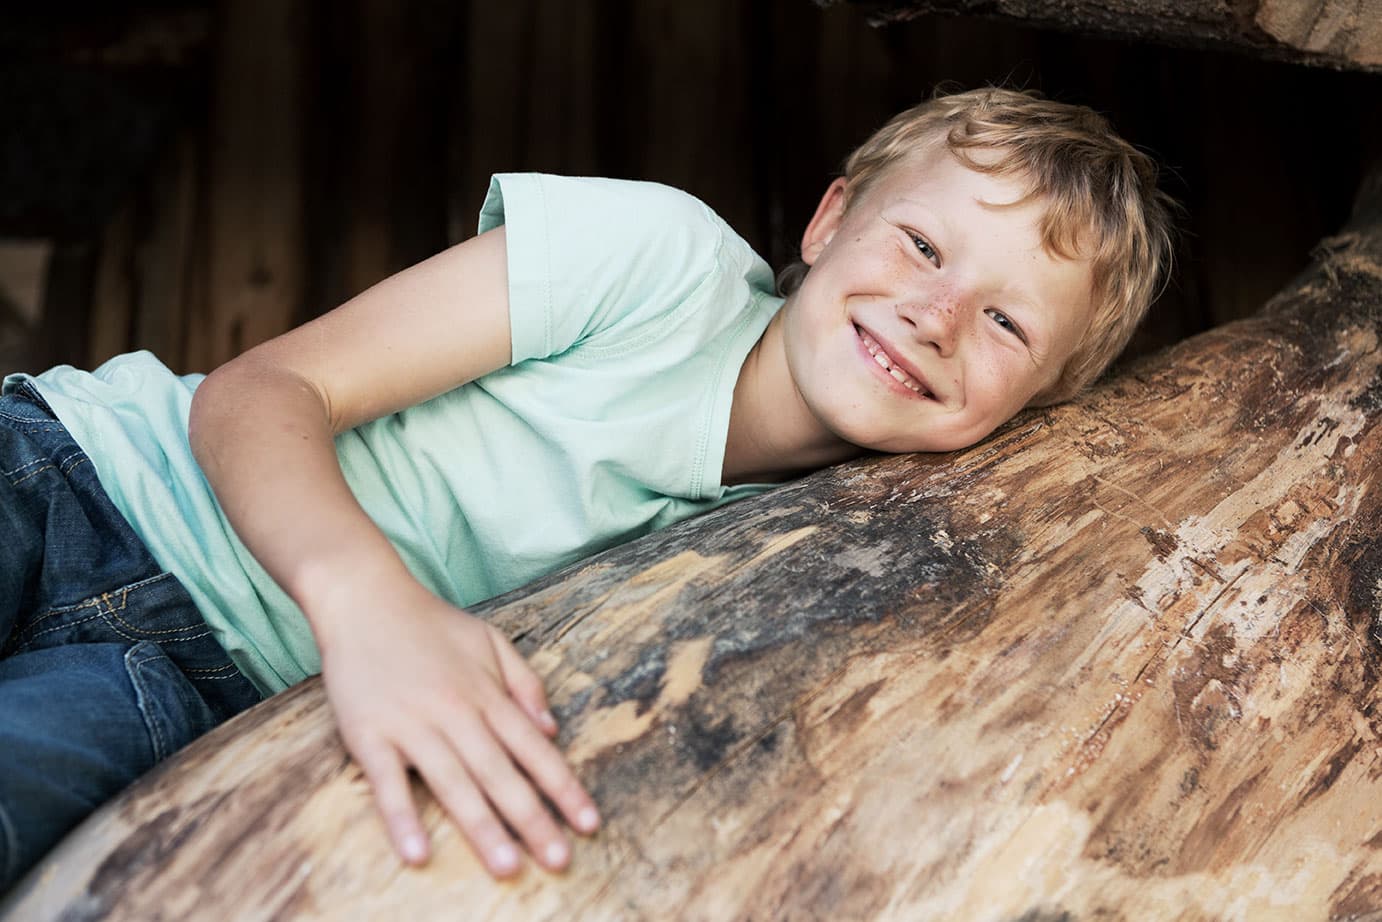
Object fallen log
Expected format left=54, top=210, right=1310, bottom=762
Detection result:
left=5, top=161, right=1382, bottom=920
left=833, top=0, right=1382, bottom=73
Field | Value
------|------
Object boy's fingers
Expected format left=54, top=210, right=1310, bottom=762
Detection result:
left=407, top=730, right=523, bottom=878
left=488, top=698, right=601, bottom=837
left=352, top=738, right=430, bottom=865
left=447, top=710, right=571, bottom=871
left=490, top=629, right=558, bottom=736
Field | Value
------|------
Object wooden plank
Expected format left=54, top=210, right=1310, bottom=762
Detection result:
left=626, top=0, right=758, bottom=239
left=30, top=242, right=94, bottom=373
left=836, top=0, right=1382, bottom=72
left=132, top=132, right=200, bottom=372
left=0, top=241, right=51, bottom=376
left=449, top=0, right=601, bottom=245
left=317, top=0, right=456, bottom=310
left=86, top=201, right=136, bottom=369
left=86, top=133, right=202, bottom=372
left=8, top=160, right=1382, bottom=918
left=187, top=0, right=307, bottom=371
left=449, top=0, right=533, bottom=245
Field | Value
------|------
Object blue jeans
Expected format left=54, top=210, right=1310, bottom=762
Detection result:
left=0, top=381, right=263, bottom=893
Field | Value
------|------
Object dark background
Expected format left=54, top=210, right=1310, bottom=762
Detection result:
left=3, top=0, right=1381, bottom=378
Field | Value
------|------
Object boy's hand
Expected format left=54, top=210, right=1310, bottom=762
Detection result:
left=316, top=594, right=601, bottom=877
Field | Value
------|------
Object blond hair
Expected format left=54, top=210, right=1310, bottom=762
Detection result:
left=782, top=87, right=1177, bottom=405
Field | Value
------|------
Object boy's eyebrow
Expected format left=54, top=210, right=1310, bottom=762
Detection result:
left=886, top=200, right=959, bottom=247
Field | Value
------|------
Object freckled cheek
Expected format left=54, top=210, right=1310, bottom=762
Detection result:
left=982, top=363, right=1031, bottom=416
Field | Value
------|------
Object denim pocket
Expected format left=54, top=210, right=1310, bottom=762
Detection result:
left=8, top=574, right=208, bottom=657
left=123, top=641, right=219, bottom=762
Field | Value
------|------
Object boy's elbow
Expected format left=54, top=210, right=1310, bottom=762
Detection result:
left=188, top=363, right=239, bottom=460
left=190, top=357, right=336, bottom=452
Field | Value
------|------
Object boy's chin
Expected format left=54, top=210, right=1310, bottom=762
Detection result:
left=839, top=421, right=997, bottom=455
left=839, top=431, right=962, bottom=455
left=812, top=399, right=998, bottom=454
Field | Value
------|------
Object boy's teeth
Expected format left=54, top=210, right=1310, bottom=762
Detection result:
left=859, top=328, right=924, bottom=393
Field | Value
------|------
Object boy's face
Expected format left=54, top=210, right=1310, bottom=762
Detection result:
left=782, top=147, right=1094, bottom=454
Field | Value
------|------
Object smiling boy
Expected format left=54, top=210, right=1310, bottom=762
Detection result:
left=0, top=87, right=1174, bottom=890
left=728, top=147, right=1093, bottom=482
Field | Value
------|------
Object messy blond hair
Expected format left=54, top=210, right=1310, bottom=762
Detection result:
left=782, top=87, right=1177, bottom=405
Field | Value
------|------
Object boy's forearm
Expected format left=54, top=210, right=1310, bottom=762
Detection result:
left=189, top=359, right=421, bottom=646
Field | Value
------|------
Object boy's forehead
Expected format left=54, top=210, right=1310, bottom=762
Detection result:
left=870, top=147, right=1031, bottom=209
left=874, top=149, right=1099, bottom=271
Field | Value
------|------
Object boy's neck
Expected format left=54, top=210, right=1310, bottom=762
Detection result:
left=722, top=310, right=864, bottom=486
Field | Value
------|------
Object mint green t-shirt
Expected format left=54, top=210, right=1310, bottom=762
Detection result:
left=3, top=174, right=782, bottom=694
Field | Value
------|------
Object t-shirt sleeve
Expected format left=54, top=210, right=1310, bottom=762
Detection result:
left=477, top=173, right=727, bottom=365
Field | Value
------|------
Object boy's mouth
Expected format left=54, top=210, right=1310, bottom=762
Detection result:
left=855, top=325, right=933, bottom=398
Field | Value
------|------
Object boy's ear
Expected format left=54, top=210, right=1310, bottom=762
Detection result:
left=800, top=177, right=848, bottom=266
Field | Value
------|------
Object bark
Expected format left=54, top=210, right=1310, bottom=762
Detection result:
left=5, top=168, right=1382, bottom=920
left=830, top=0, right=1382, bottom=72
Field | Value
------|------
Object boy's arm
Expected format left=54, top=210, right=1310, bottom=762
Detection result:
left=189, top=227, right=599, bottom=877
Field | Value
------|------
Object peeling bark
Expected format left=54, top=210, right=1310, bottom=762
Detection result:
left=5, top=169, right=1382, bottom=920
left=829, top=0, right=1382, bottom=72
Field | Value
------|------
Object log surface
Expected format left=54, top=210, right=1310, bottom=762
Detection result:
left=834, top=0, right=1382, bottom=71
left=6, top=180, right=1382, bottom=920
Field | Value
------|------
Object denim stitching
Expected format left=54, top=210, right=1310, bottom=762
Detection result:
left=128, top=653, right=169, bottom=761
left=0, top=407, right=64, bottom=425
left=6, top=606, right=109, bottom=654
left=6, top=463, right=56, bottom=486
left=58, top=447, right=89, bottom=474
left=2, top=456, right=50, bottom=478
left=10, top=598, right=100, bottom=640
left=183, top=662, right=237, bottom=675
left=9, top=574, right=210, bottom=652
left=0, top=419, right=65, bottom=433
left=16, top=573, right=175, bottom=637
left=8, top=456, right=89, bottom=488
left=97, top=590, right=210, bottom=642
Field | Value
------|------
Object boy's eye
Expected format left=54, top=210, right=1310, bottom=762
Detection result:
left=906, top=231, right=940, bottom=267
left=985, top=307, right=1027, bottom=343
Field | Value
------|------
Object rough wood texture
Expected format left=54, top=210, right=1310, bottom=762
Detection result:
left=835, top=0, right=1382, bottom=72
left=7, top=169, right=1382, bottom=919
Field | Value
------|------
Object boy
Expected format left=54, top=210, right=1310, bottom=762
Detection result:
left=0, top=88, right=1174, bottom=889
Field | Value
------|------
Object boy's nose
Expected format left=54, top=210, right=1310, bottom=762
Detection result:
left=896, top=298, right=960, bottom=356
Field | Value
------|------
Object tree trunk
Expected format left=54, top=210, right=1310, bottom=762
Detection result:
left=834, top=0, right=1382, bottom=72
left=6, top=162, right=1382, bottom=920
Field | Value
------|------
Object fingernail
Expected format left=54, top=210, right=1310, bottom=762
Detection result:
left=545, top=840, right=569, bottom=867
left=492, top=843, right=519, bottom=873
left=402, top=833, right=427, bottom=863
left=578, top=807, right=600, bottom=832
left=540, top=710, right=557, bottom=731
